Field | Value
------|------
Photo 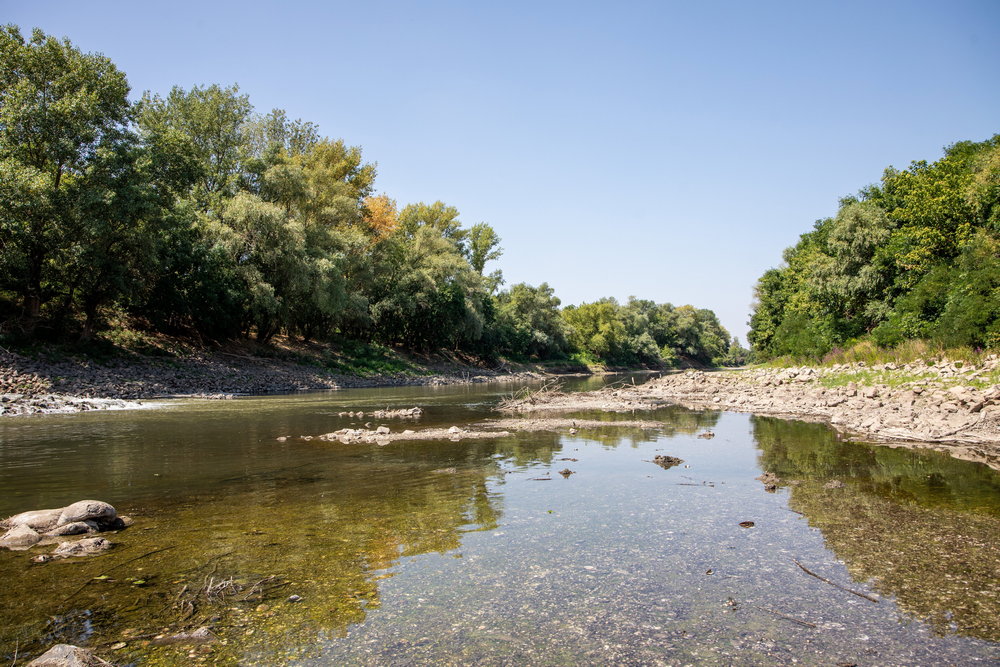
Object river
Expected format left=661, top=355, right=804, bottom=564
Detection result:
left=1, top=376, right=999, bottom=665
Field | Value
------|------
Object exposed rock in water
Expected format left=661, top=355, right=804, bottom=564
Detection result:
left=1, top=500, right=129, bottom=554
left=58, top=500, right=116, bottom=525
left=756, top=471, right=781, bottom=492
left=151, top=626, right=216, bottom=645
left=0, top=523, right=42, bottom=550
left=312, top=426, right=512, bottom=445
left=26, top=644, right=112, bottom=666
left=697, top=430, right=715, bottom=439
left=2, top=507, right=64, bottom=532
left=52, top=537, right=113, bottom=557
left=652, top=455, right=684, bottom=469
left=337, top=406, right=424, bottom=419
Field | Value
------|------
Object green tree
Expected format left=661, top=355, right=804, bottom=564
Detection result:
left=495, top=283, right=569, bottom=358
left=0, top=25, right=131, bottom=321
left=139, top=84, right=252, bottom=206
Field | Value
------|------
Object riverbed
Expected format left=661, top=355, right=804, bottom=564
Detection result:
left=1, top=376, right=999, bottom=665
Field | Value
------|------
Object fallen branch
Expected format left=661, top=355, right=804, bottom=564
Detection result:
left=754, top=605, right=818, bottom=629
left=792, top=559, right=879, bottom=603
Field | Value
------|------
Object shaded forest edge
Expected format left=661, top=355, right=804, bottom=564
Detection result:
left=0, top=323, right=718, bottom=417
left=0, top=25, right=747, bottom=379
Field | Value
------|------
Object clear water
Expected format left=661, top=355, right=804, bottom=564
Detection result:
left=1, top=376, right=998, bottom=665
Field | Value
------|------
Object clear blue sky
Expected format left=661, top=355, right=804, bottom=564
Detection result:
left=5, top=0, right=999, bottom=341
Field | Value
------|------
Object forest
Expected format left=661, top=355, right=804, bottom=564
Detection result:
left=0, top=26, right=743, bottom=368
left=749, top=133, right=1000, bottom=361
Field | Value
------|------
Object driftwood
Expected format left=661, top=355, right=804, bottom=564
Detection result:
left=793, top=559, right=879, bottom=603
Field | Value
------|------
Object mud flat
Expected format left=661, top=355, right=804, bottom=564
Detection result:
left=502, top=359, right=1000, bottom=469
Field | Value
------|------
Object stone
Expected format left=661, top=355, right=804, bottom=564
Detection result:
left=44, top=522, right=94, bottom=537
left=375, top=426, right=390, bottom=434
left=0, top=524, right=42, bottom=550
left=26, top=644, right=111, bottom=666
left=157, top=627, right=215, bottom=644
left=52, top=537, right=112, bottom=557
left=652, top=455, right=684, bottom=469
left=448, top=426, right=461, bottom=433
left=756, top=471, right=780, bottom=492
left=57, top=501, right=116, bottom=526
left=3, top=508, right=63, bottom=532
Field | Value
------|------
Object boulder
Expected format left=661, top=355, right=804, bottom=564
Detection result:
left=3, top=508, right=63, bottom=532
left=44, top=521, right=95, bottom=537
left=57, top=501, right=116, bottom=526
left=0, top=524, right=42, bottom=550
left=27, top=644, right=111, bottom=666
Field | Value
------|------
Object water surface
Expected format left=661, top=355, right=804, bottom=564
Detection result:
left=1, top=377, right=998, bottom=665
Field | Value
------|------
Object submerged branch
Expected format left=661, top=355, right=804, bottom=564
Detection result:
left=792, top=558, right=879, bottom=603
left=754, top=604, right=818, bottom=629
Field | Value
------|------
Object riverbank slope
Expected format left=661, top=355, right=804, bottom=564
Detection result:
left=0, top=343, right=558, bottom=416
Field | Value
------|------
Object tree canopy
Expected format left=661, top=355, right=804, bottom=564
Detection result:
left=0, top=26, right=734, bottom=368
left=749, top=135, right=1000, bottom=359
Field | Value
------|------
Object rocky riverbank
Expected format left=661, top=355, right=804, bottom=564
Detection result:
left=0, top=350, right=544, bottom=417
left=503, top=358, right=1000, bottom=469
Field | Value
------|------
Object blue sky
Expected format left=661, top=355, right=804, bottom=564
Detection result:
left=5, top=0, right=998, bottom=341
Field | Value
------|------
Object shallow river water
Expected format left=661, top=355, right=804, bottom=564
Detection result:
left=1, top=376, right=999, bottom=665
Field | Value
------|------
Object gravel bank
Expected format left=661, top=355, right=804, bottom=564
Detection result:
left=503, top=358, right=1000, bottom=469
left=0, top=350, right=542, bottom=417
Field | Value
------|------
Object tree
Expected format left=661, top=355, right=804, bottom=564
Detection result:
left=0, top=25, right=131, bottom=321
left=138, top=84, right=252, bottom=206
left=363, top=194, right=399, bottom=239
left=464, top=222, right=503, bottom=274
left=495, top=283, right=569, bottom=358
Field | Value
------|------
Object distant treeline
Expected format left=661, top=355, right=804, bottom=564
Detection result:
left=0, top=26, right=744, bottom=367
left=749, top=134, right=1000, bottom=360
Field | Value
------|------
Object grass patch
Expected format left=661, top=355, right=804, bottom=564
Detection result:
left=818, top=369, right=938, bottom=389
left=818, top=366, right=1000, bottom=390
left=315, top=339, right=421, bottom=377
left=765, top=339, right=994, bottom=369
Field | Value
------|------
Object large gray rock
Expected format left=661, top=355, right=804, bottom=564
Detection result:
left=57, top=501, right=116, bottom=526
left=44, top=521, right=95, bottom=537
left=3, top=508, right=63, bottom=532
left=0, top=523, right=41, bottom=550
left=26, top=644, right=111, bottom=666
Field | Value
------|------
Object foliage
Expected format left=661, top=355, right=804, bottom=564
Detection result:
left=750, top=135, right=1000, bottom=360
left=560, top=297, right=731, bottom=366
left=0, top=25, right=732, bottom=369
